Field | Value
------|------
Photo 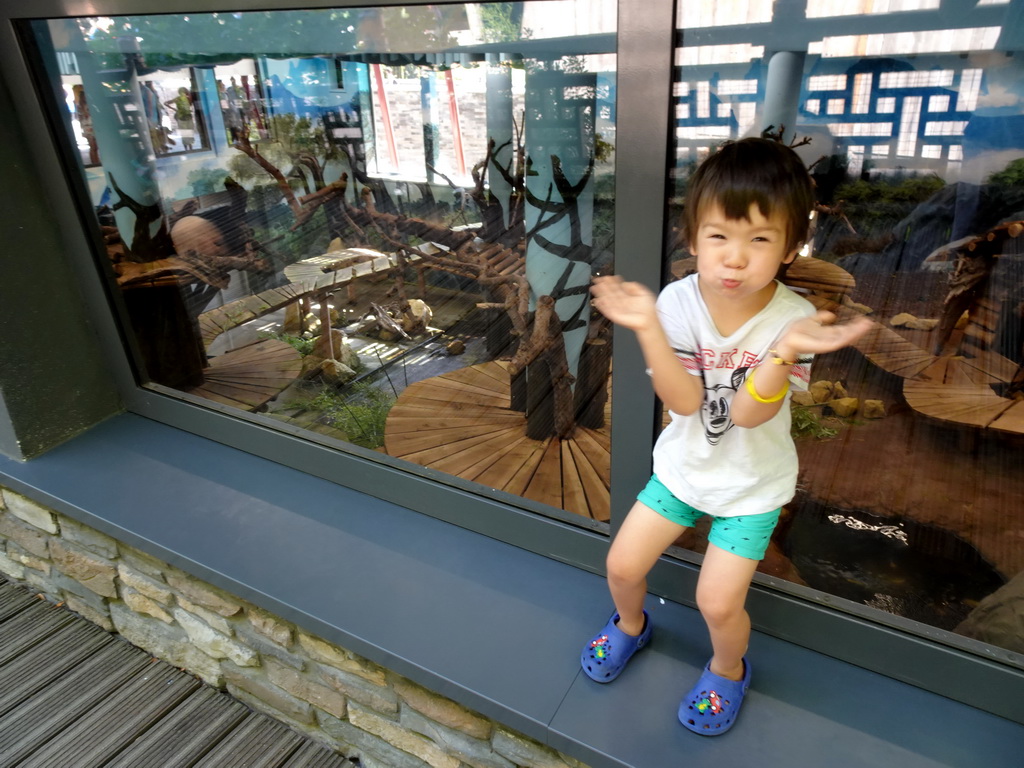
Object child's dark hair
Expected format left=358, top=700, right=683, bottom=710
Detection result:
left=684, top=137, right=815, bottom=255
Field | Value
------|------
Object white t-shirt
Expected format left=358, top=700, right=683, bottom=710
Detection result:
left=651, top=275, right=815, bottom=517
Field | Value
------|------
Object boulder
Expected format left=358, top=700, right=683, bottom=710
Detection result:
left=891, top=312, right=938, bottom=331
left=790, top=390, right=816, bottom=407
left=809, top=380, right=835, bottom=404
left=832, top=381, right=849, bottom=399
left=862, top=399, right=887, bottom=419
left=283, top=303, right=304, bottom=334
left=312, top=329, right=359, bottom=368
left=955, top=570, right=1024, bottom=653
left=906, top=317, right=939, bottom=331
left=316, top=359, right=357, bottom=385
left=401, top=299, right=433, bottom=335
left=826, top=397, right=859, bottom=417
left=841, top=294, right=874, bottom=315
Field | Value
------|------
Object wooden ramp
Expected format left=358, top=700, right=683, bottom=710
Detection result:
left=198, top=249, right=416, bottom=352
left=186, top=338, right=302, bottom=411
left=0, top=575, right=354, bottom=768
left=384, top=361, right=612, bottom=521
left=838, top=306, right=1024, bottom=434
left=903, top=353, right=1024, bottom=434
left=847, top=311, right=938, bottom=379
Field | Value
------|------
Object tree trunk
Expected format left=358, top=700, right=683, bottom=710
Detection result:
left=574, top=334, right=611, bottom=429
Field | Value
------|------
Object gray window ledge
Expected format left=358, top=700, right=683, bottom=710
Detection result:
left=1, top=413, right=1022, bottom=768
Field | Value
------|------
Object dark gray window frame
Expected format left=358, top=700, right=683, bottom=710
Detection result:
left=2, top=0, right=1022, bottom=724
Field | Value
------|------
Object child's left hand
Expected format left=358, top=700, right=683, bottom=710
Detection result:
left=776, top=311, right=873, bottom=361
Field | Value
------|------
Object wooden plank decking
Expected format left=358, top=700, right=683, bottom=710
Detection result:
left=0, top=575, right=354, bottom=768
left=185, top=338, right=302, bottom=412
left=384, top=361, right=612, bottom=521
left=198, top=249, right=417, bottom=352
left=839, top=304, right=1024, bottom=433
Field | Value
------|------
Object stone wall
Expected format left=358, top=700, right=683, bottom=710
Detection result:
left=0, top=485, right=588, bottom=768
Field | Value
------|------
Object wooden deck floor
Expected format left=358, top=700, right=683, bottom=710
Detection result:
left=185, top=338, right=303, bottom=412
left=384, top=360, right=612, bottom=521
left=835, top=305, right=1024, bottom=433
left=0, top=575, right=354, bottom=768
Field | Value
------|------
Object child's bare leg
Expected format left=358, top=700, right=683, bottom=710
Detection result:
left=606, top=501, right=687, bottom=636
left=695, top=543, right=760, bottom=681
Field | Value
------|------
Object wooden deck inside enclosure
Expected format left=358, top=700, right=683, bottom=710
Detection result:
left=186, top=338, right=302, bottom=411
left=835, top=303, right=1024, bottom=434
left=384, top=361, right=612, bottom=521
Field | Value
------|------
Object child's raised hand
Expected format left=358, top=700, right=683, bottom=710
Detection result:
left=591, top=275, right=659, bottom=332
left=777, top=310, right=873, bottom=359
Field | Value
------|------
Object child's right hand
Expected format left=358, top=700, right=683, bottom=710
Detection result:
left=591, top=276, right=659, bottom=333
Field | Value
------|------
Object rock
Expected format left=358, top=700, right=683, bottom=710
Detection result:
left=790, top=390, right=816, bottom=407
left=317, top=359, right=357, bottom=385
left=300, top=354, right=325, bottom=379
left=955, top=571, right=1024, bottom=653
left=446, top=339, right=466, bottom=356
left=401, top=299, right=432, bottom=335
left=809, top=380, right=835, bottom=403
left=283, top=302, right=304, bottom=333
left=890, top=312, right=940, bottom=331
left=327, top=237, right=346, bottom=252
left=312, top=329, right=359, bottom=368
left=826, top=397, right=859, bottom=417
left=862, top=399, right=886, bottom=419
left=832, top=381, right=849, bottom=399
left=841, top=294, right=873, bottom=315
left=905, top=317, right=939, bottom=331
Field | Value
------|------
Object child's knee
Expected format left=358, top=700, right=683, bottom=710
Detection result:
left=696, top=587, right=745, bottom=625
left=606, top=547, right=646, bottom=586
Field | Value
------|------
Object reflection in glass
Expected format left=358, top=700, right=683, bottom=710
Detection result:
left=29, top=4, right=616, bottom=524
left=672, top=0, right=1024, bottom=659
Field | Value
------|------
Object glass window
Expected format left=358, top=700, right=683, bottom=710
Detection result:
left=26, top=3, right=616, bottom=530
left=673, top=0, right=1024, bottom=663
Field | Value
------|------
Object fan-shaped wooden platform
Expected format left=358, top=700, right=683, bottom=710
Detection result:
left=824, top=302, right=1024, bottom=433
left=185, top=339, right=301, bottom=411
left=384, top=361, right=611, bottom=521
left=902, top=350, right=1024, bottom=434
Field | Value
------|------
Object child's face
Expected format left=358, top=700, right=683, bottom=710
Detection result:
left=690, top=202, right=799, bottom=304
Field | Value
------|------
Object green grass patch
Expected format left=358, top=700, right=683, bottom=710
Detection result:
left=791, top=404, right=839, bottom=440
left=292, top=383, right=395, bottom=449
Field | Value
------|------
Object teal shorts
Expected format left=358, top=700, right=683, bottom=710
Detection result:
left=637, top=475, right=781, bottom=561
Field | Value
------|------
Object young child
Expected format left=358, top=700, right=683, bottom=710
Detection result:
left=580, top=137, right=871, bottom=735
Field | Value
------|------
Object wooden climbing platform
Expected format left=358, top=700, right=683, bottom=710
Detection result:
left=903, top=352, right=1024, bottom=434
left=847, top=312, right=938, bottom=379
left=384, top=361, right=612, bottom=521
left=833, top=303, right=1024, bottom=434
left=198, top=248, right=414, bottom=352
left=186, top=338, right=301, bottom=411
left=0, top=575, right=354, bottom=768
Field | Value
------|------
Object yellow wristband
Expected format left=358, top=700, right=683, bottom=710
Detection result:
left=769, top=349, right=797, bottom=366
left=745, top=373, right=789, bottom=404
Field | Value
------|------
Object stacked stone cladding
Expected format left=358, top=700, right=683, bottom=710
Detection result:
left=0, top=485, right=588, bottom=768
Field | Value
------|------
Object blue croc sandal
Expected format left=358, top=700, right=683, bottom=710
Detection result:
left=678, top=658, right=751, bottom=736
left=580, top=610, right=652, bottom=683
